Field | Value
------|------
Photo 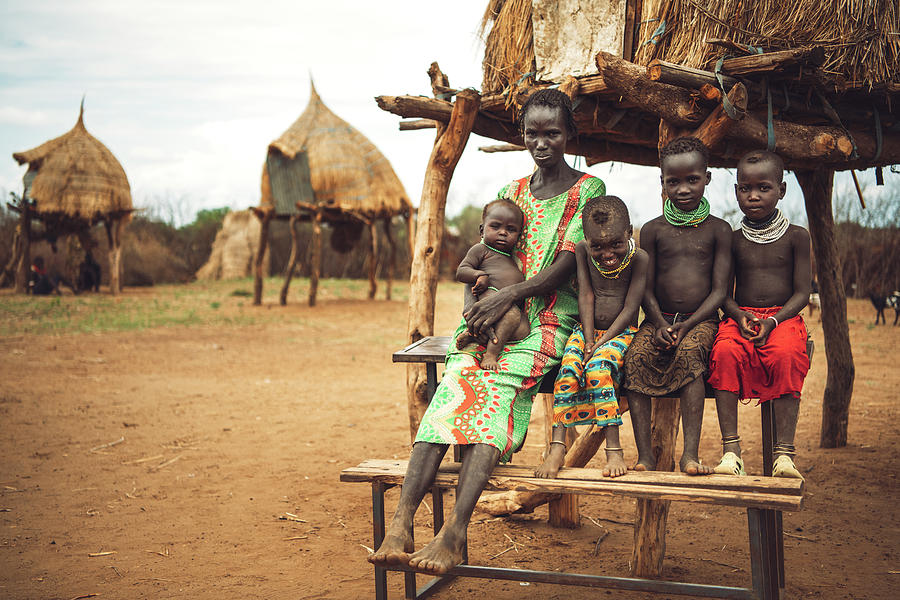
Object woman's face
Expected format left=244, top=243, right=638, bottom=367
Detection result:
left=522, top=105, right=570, bottom=169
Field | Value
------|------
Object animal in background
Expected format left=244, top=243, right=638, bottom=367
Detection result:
left=869, top=291, right=900, bottom=325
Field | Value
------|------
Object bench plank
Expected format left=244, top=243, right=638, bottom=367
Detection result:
left=341, top=459, right=803, bottom=511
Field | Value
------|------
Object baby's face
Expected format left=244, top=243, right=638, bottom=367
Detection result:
left=660, top=151, right=711, bottom=212
left=584, top=221, right=632, bottom=270
left=735, top=161, right=786, bottom=222
left=481, top=204, right=523, bottom=253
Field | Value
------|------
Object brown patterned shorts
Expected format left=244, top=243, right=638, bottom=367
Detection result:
left=622, top=317, right=718, bottom=397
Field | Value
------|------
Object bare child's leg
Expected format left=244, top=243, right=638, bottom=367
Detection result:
left=713, top=390, right=745, bottom=475
left=535, top=425, right=567, bottom=478
left=628, top=392, right=656, bottom=471
left=481, top=306, right=529, bottom=371
left=602, top=424, right=627, bottom=477
left=407, top=443, right=501, bottom=575
left=772, top=394, right=803, bottom=479
left=679, top=378, right=712, bottom=475
left=368, top=442, right=448, bottom=566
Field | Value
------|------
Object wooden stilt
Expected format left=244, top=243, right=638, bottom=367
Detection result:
left=632, top=398, right=681, bottom=577
left=280, top=214, right=300, bottom=306
left=252, top=208, right=272, bottom=306
left=14, top=192, right=30, bottom=293
left=309, top=209, right=323, bottom=307
left=368, top=220, right=378, bottom=300
left=797, top=168, right=855, bottom=448
left=405, top=76, right=480, bottom=440
left=105, top=218, right=124, bottom=295
left=383, top=217, right=395, bottom=301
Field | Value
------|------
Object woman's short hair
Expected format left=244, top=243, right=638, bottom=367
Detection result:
left=517, top=88, right=577, bottom=138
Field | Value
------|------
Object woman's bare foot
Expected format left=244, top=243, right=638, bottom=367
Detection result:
left=535, top=443, right=566, bottom=478
left=480, top=353, right=500, bottom=371
left=367, top=523, right=413, bottom=566
left=680, top=455, right=712, bottom=475
left=406, top=528, right=465, bottom=575
left=602, top=448, right=627, bottom=477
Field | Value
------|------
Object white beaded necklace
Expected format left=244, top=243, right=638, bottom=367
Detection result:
left=741, top=209, right=789, bottom=244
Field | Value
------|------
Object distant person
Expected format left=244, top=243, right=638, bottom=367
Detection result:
left=454, top=199, right=530, bottom=371
left=28, top=256, right=77, bottom=295
left=78, top=250, right=102, bottom=293
left=536, top=195, right=648, bottom=479
left=622, top=136, right=732, bottom=475
left=708, top=150, right=811, bottom=479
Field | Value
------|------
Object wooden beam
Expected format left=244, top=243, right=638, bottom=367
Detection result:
left=797, top=168, right=854, bottom=448
left=308, top=210, right=322, bottom=307
left=405, top=87, right=481, bottom=440
left=693, top=82, right=748, bottom=149
left=399, top=119, right=437, bottom=131
left=480, top=73, right=611, bottom=112
left=376, top=95, right=520, bottom=145
left=595, top=51, right=705, bottom=128
left=478, top=143, right=525, bottom=153
left=726, top=112, right=854, bottom=162
left=648, top=60, right=739, bottom=91
left=722, top=46, right=826, bottom=76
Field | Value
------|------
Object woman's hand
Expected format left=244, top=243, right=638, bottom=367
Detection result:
left=464, top=287, right=515, bottom=337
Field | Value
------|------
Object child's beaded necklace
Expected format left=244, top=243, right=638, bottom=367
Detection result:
left=591, top=238, right=635, bottom=279
left=740, top=208, right=789, bottom=244
left=663, top=197, right=710, bottom=227
left=483, top=241, right=511, bottom=257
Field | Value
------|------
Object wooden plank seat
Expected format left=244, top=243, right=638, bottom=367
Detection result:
left=342, top=459, right=803, bottom=599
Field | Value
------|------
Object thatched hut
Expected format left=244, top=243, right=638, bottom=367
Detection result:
left=195, top=209, right=267, bottom=281
left=7, top=101, right=132, bottom=294
left=253, top=82, right=413, bottom=306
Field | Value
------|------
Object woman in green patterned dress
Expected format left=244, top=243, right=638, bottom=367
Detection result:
left=368, top=89, right=606, bottom=575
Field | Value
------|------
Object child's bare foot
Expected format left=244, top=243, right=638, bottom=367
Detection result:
left=367, top=523, right=413, bottom=566
left=680, top=455, right=712, bottom=475
left=480, top=354, right=500, bottom=371
left=630, top=455, right=656, bottom=471
left=456, top=331, right=477, bottom=348
left=535, top=443, right=566, bottom=478
left=602, top=448, right=627, bottom=477
left=407, top=528, right=465, bottom=575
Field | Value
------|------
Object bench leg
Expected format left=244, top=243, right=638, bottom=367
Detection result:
left=748, top=508, right=781, bottom=600
left=760, top=402, right=786, bottom=591
left=373, top=482, right=390, bottom=600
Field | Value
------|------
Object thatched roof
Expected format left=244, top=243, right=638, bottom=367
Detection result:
left=481, top=0, right=899, bottom=96
left=12, top=102, right=132, bottom=220
left=261, top=82, right=412, bottom=221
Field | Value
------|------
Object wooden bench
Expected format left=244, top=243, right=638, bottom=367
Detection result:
left=341, top=459, right=803, bottom=599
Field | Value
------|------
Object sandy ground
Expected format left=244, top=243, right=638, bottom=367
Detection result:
left=1, top=284, right=898, bottom=599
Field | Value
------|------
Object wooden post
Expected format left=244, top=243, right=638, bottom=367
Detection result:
left=105, top=217, right=124, bottom=295
left=252, top=208, right=272, bottom=306
left=797, top=168, right=855, bottom=448
left=14, top=193, right=30, bottom=293
left=309, top=209, right=323, bottom=307
left=632, top=398, right=681, bottom=577
left=405, top=85, right=480, bottom=440
left=692, top=82, right=747, bottom=150
left=368, top=220, right=378, bottom=300
left=280, top=214, right=300, bottom=305
left=383, top=217, right=395, bottom=301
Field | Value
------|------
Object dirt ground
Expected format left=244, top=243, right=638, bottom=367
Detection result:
left=1, top=284, right=898, bottom=599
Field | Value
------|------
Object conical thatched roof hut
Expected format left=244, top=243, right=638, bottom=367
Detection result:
left=7, top=102, right=132, bottom=294
left=253, top=82, right=413, bottom=306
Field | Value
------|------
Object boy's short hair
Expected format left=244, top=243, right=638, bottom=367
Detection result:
left=737, top=149, right=785, bottom=182
left=483, top=198, right=525, bottom=228
left=582, top=195, right=631, bottom=231
left=517, top=88, right=577, bottom=138
left=659, top=136, right=709, bottom=168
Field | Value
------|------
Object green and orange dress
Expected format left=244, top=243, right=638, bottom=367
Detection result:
left=414, top=173, right=605, bottom=462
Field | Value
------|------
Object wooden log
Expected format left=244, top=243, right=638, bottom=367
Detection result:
left=722, top=46, right=826, bottom=76
left=658, top=120, right=690, bottom=158
left=632, top=399, right=680, bottom=578
left=399, top=119, right=437, bottom=131
left=797, top=168, right=854, bottom=448
left=478, top=143, right=526, bottom=153
left=595, top=51, right=705, bottom=128
left=279, top=214, right=300, bottom=306
left=480, top=74, right=611, bottom=112
left=14, top=193, right=30, bottom=293
left=693, top=82, right=748, bottom=149
left=308, top=210, right=322, bottom=307
left=405, top=87, right=480, bottom=440
left=726, top=112, right=853, bottom=162
left=648, top=60, right=739, bottom=91
left=382, top=217, right=395, bottom=301
left=252, top=208, right=272, bottom=306
left=698, top=84, right=722, bottom=104
left=105, top=218, right=124, bottom=295
left=367, top=220, right=378, bottom=300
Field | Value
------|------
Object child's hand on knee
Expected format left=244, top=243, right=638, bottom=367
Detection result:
left=653, top=326, right=675, bottom=348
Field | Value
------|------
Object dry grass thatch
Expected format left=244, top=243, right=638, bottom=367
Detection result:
left=261, top=82, right=412, bottom=221
left=12, top=103, right=132, bottom=219
left=635, top=0, right=899, bottom=90
left=481, top=0, right=899, bottom=94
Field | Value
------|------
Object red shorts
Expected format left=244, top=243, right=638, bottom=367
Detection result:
left=707, top=307, right=810, bottom=404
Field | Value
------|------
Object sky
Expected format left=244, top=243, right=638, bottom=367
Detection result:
left=0, top=0, right=894, bottom=228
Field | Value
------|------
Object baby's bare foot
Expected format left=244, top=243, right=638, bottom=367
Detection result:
left=456, top=331, right=476, bottom=348
left=480, top=354, right=500, bottom=371
left=602, top=448, right=627, bottom=477
left=535, top=444, right=566, bottom=478
left=680, top=456, right=712, bottom=475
